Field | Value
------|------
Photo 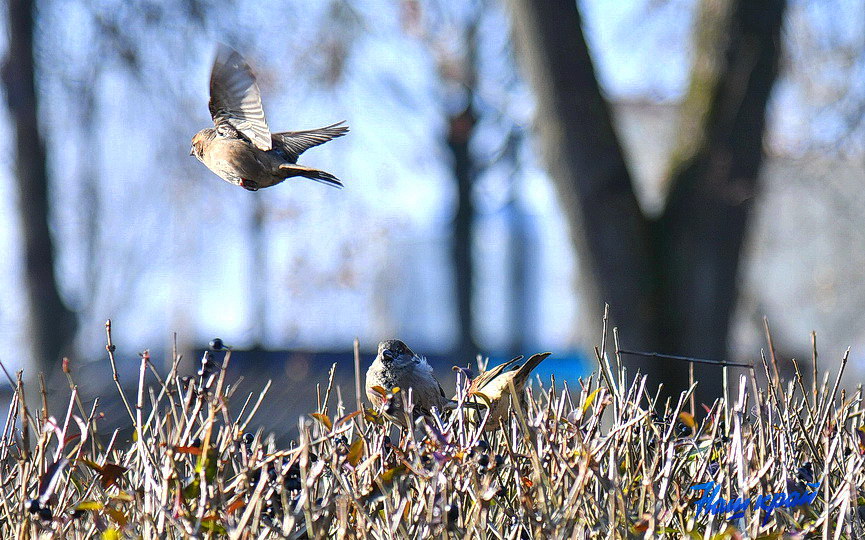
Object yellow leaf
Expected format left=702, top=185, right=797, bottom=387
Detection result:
left=582, top=388, right=601, bottom=414
left=75, top=501, right=103, bottom=511
left=310, top=413, right=333, bottom=431
left=347, top=438, right=365, bottom=467
left=102, top=529, right=120, bottom=540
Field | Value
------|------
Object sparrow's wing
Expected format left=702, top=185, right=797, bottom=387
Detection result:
left=513, top=352, right=551, bottom=383
left=272, top=121, right=349, bottom=162
left=471, top=356, right=522, bottom=392
left=209, top=44, right=272, bottom=151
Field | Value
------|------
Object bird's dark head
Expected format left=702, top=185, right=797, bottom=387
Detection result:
left=190, top=129, right=215, bottom=160
left=377, top=339, right=414, bottom=364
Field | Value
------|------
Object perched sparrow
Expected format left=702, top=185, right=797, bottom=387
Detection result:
left=191, top=44, right=348, bottom=191
left=366, top=340, right=446, bottom=428
left=457, top=352, right=551, bottom=431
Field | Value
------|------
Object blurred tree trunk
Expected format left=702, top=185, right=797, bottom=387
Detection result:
left=448, top=106, right=479, bottom=359
left=508, top=0, right=785, bottom=401
left=446, top=20, right=481, bottom=360
left=2, top=0, right=76, bottom=372
left=248, top=197, right=267, bottom=350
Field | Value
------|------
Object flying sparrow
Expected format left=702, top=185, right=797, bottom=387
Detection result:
left=191, top=44, right=348, bottom=191
left=366, top=340, right=446, bottom=429
left=457, top=352, right=551, bottom=431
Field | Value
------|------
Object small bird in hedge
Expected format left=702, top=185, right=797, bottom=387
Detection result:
left=456, top=352, right=551, bottom=431
left=365, top=340, right=446, bottom=429
left=191, top=44, right=348, bottom=191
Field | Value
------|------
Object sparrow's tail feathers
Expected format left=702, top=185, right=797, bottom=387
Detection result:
left=272, top=121, right=349, bottom=162
left=279, top=163, right=344, bottom=188
left=515, top=352, right=551, bottom=382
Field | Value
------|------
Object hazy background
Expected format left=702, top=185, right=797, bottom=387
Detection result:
left=1, top=0, right=863, bottom=412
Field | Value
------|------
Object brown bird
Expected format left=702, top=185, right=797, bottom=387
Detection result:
left=456, top=352, right=551, bottom=431
left=191, top=44, right=348, bottom=191
left=365, top=340, right=446, bottom=429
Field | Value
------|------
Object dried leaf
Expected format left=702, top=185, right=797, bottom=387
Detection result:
left=172, top=445, right=203, bottom=455
left=678, top=412, right=696, bottom=431
left=347, top=438, right=365, bottom=467
left=370, top=385, right=388, bottom=398
left=226, top=497, right=245, bottom=515
left=311, top=413, right=333, bottom=431
left=379, top=464, right=406, bottom=484
left=99, top=463, right=128, bottom=489
left=364, top=408, right=383, bottom=424
left=112, top=491, right=134, bottom=502
left=104, top=507, right=127, bottom=527
left=335, top=410, right=362, bottom=428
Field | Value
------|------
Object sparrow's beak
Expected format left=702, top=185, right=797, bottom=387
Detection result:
left=189, top=147, right=195, bottom=157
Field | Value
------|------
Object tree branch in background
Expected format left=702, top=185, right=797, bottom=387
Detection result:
left=2, top=0, right=76, bottom=372
left=656, top=0, right=786, bottom=397
left=506, top=0, right=657, bottom=350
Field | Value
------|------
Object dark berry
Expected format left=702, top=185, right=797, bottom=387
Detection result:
left=675, top=421, right=692, bottom=437
left=477, top=440, right=489, bottom=452
left=38, top=506, right=52, bottom=521
left=446, top=503, right=459, bottom=522
left=191, top=437, right=202, bottom=448
left=478, top=454, right=489, bottom=468
left=797, top=462, right=814, bottom=483
left=494, top=454, right=505, bottom=466
left=242, top=433, right=254, bottom=446
left=209, top=338, right=224, bottom=350
left=25, top=499, right=40, bottom=514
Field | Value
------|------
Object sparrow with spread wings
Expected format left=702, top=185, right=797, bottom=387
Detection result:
left=458, top=352, right=551, bottom=430
left=191, top=45, right=348, bottom=191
